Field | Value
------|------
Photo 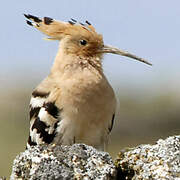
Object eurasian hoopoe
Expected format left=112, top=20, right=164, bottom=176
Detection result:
left=24, top=14, right=151, bottom=151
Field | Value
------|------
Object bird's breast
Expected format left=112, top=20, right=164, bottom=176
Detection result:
left=59, top=71, right=115, bottom=133
left=50, top=68, right=116, bottom=149
left=58, top=69, right=115, bottom=114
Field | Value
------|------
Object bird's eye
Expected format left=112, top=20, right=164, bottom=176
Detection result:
left=79, top=39, right=87, bottom=46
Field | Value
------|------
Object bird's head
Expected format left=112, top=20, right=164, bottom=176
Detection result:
left=24, top=14, right=152, bottom=66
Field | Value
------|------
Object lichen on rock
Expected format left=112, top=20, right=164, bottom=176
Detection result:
left=115, top=135, right=180, bottom=180
left=10, top=144, right=117, bottom=180
left=10, top=135, right=180, bottom=179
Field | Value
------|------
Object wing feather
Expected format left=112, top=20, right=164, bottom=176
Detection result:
left=108, top=114, right=115, bottom=133
left=27, top=88, right=62, bottom=147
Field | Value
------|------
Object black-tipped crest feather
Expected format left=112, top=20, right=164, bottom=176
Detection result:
left=26, top=20, right=33, bottom=26
left=24, top=14, right=42, bottom=23
left=44, top=17, right=53, bottom=25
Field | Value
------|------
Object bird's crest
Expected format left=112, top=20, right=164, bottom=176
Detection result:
left=24, top=14, right=101, bottom=41
left=24, top=14, right=152, bottom=65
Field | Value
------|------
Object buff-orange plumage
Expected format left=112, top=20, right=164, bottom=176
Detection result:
left=24, top=14, right=151, bottom=150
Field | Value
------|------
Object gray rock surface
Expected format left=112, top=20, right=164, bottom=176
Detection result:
left=10, top=135, right=180, bottom=180
left=115, top=135, right=180, bottom=180
left=10, top=144, right=116, bottom=180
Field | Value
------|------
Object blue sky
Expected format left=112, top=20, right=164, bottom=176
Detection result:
left=1, top=0, right=180, bottom=95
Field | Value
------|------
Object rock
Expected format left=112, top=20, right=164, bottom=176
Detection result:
left=10, top=144, right=117, bottom=180
left=115, top=135, right=180, bottom=180
left=10, top=135, right=180, bottom=179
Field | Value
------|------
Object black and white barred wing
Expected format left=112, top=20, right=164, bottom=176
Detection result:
left=27, top=90, right=61, bottom=148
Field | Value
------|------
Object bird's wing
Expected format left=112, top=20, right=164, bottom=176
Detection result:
left=27, top=78, right=62, bottom=148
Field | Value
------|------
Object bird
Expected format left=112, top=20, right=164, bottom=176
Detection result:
left=24, top=14, right=152, bottom=151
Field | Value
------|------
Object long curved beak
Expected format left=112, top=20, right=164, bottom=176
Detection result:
left=102, top=45, right=152, bottom=66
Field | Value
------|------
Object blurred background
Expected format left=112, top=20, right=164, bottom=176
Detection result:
left=1, top=0, right=180, bottom=177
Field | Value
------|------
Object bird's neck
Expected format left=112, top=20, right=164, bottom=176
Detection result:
left=50, top=45, right=103, bottom=76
